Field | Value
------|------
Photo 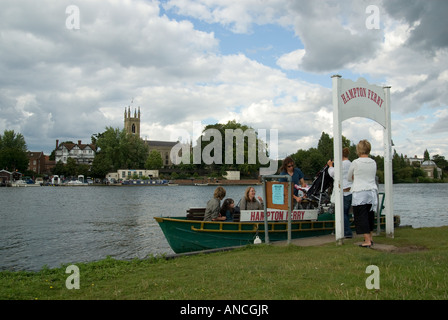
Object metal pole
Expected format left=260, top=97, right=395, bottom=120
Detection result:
left=262, top=176, right=269, bottom=244
left=287, top=179, right=292, bottom=245
left=383, top=86, right=394, bottom=238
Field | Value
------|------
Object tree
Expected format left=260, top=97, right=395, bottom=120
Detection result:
left=0, top=130, right=28, bottom=172
left=146, top=150, right=163, bottom=169
left=424, top=149, right=430, bottom=161
left=92, top=127, right=149, bottom=176
left=196, top=120, right=269, bottom=177
left=90, top=153, right=112, bottom=178
left=65, top=158, right=78, bottom=177
left=317, top=132, right=333, bottom=161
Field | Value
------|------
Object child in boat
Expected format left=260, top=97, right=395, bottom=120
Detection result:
left=220, top=198, right=235, bottom=222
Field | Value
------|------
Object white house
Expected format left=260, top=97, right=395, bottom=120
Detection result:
left=55, top=140, right=96, bottom=165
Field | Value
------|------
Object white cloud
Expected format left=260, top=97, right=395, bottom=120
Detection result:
left=276, top=49, right=305, bottom=71
left=0, top=0, right=447, bottom=165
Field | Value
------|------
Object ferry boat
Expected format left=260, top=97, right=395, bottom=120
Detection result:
left=154, top=195, right=400, bottom=254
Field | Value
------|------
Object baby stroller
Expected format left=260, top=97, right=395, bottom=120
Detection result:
left=296, top=165, right=334, bottom=211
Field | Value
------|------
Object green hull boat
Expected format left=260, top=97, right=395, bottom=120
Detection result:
left=154, top=212, right=399, bottom=254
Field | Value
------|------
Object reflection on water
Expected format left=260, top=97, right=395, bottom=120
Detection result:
left=0, top=183, right=447, bottom=271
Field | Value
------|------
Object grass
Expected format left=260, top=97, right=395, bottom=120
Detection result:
left=1, top=226, right=448, bottom=300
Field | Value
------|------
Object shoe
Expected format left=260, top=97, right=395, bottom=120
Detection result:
left=359, top=244, right=371, bottom=248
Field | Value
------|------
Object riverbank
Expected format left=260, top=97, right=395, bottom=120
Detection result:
left=171, top=178, right=262, bottom=185
left=1, top=226, right=447, bottom=301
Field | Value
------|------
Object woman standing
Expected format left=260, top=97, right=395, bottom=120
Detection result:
left=279, top=156, right=306, bottom=203
left=348, top=140, right=377, bottom=247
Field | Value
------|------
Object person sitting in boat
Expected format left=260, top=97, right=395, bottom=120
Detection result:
left=279, top=156, right=306, bottom=203
left=204, top=186, right=227, bottom=221
left=220, top=198, right=235, bottom=222
left=239, top=186, right=264, bottom=210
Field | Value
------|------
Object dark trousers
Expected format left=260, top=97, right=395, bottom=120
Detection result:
left=353, top=204, right=374, bottom=234
left=343, top=194, right=353, bottom=237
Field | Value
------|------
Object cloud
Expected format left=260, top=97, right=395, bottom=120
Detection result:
left=383, top=0, right=448, bottom=51
left=0, top=0, right=447, bottom=162
left=427, top=110, right=448, bottom=134
left=276, top=49, right=305, bottom=71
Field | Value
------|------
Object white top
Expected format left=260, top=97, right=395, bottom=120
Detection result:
left=348, top=157, right=378, bottom=210
left=328, top=159, right=352, bottom=196
left=347, top=157, right=377, bottom=192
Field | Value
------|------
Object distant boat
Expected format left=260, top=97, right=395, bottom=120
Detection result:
left=11, top=180, right=27, bottom=187
left=67, top=180, right=84, bottom=186
left=194, top=183, right=209, bottom=186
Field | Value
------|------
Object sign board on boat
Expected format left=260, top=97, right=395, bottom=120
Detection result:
left=239, top=209, right=318, bottom=222
left=265, top=181, right=292, bottom=210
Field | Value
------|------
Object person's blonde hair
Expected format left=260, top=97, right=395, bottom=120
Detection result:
left=214, top=186, right=226, bottom=200
left=356, top=140, right=371, bottom=156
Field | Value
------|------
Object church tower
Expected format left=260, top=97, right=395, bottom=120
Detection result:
left=124, top=106, right=141, bottom=137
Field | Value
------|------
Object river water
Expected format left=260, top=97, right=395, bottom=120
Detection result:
left=1, top=183, right=447, bottom=271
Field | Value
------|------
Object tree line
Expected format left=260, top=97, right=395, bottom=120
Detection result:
left=289, top=132, right=447, bottom=183
left=1, top=127, right=447, bottom=182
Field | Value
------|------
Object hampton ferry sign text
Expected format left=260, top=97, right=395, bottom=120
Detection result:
left=340, top=87, right=384, bottom=108
left=239, top=209, right=318, bottom=222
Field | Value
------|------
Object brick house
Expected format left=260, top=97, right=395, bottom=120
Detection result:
left=27, top=151, right=46, bottom=174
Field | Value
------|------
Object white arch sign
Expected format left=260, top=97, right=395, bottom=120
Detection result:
left=332, top=76, right=394, bottom=241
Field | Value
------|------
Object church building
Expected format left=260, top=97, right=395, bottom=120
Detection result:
left=124, top=107, right=177, bottom=167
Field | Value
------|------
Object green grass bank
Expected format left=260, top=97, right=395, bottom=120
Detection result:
left=1, top=226, right=448, bottom=300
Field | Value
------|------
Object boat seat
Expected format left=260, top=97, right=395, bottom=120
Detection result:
left=186, top=208, right=240, bottom=222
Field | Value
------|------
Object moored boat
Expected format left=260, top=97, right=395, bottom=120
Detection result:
left=154, top=205, right=400, bottom=254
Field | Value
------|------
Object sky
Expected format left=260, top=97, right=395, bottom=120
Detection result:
left=1, top=0, right=447, bottom=164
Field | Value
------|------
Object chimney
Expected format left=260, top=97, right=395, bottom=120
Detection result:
left=78, top=140, right=82, bottom=145
left=56, top=139, right=59, bottom=149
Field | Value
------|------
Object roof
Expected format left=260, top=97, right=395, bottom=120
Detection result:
left=27, top=151, right=44, bottom=159
left=145, top=140, right=178, bottom=147
left=422, top=160, right=437, bottom=167
left=57, top=142, right=97, bottom=151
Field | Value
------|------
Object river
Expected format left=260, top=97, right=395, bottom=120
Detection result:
left=1, top=183, right=447, bottom=271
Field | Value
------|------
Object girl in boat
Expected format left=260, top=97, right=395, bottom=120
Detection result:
left=220, top=198, right=235, bottom=222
